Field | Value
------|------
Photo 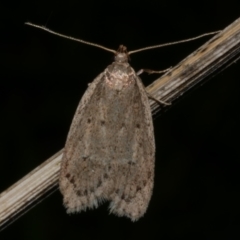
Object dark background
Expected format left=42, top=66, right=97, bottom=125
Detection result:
left=1, top=0, right=240, bottom=239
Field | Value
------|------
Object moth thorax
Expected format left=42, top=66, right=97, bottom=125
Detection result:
left=115, top=52, right=128, bottom=63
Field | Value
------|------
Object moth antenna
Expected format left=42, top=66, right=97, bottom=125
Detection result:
left=25, top=22, right=116, bottom=54
left=128, top=31, right=221, bottom=55
left=25, top=22, right=220, bottom=56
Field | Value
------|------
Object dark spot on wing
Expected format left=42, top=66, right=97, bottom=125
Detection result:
left=77, top=190, right=83, bottom=196
left=143, top=180, right=147, bottom=186
left=82, top=156, right=88, bottom=161
left=104, top=173, right=108, bottom=179
left=97, top=180, right=102, bottom=188
left=65, top=173, right=71, bottom=179
left=70, top=176, right=75, bottom=184
left=128, top=161, right=136, bottom=166
left=136, top=186, right=142, bottom=192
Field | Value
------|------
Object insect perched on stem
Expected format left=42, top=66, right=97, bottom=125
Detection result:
left=25, top=22, right=219, bottom=221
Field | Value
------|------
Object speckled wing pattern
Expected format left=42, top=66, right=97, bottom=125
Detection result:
left=59, top=49, right=155, bottom=221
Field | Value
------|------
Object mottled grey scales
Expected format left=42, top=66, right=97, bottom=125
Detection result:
left=59, top=46, right=155, bottom=221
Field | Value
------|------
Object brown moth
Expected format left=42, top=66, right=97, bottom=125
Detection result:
left=25, top=22, right=219, bottom=221
left=59, top=45, right=155, bottom=221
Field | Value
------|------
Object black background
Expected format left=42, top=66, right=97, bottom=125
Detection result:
left=1, top=0, right=240, bottom=239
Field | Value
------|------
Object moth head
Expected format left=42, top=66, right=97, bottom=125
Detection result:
left=115, top=45, right=130, bottom=63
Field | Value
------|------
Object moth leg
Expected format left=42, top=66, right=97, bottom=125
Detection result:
left=136, top=68, right=172, bottom=105
left=147, top=93, right=171, bottom=106
left=136, top=67, right=172, bottom=76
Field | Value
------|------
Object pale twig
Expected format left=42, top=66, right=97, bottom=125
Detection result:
left=1, top=17, right=240, bottom=230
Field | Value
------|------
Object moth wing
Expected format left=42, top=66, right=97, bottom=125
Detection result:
left=108, top=75, right=155, bottom=221
left=59, top=71, right=155, bottom=221
left=59, top=72, right=106, bottom=210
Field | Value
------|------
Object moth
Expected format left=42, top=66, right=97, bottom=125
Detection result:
left=59, top=45, right=156, bottom=221
left=25, top=22, right=218, bottom=221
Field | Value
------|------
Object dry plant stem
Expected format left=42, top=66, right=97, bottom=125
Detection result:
left=0, top=150, right=63, bottom=230
left=1, top=17, right=240, bottom=230
left=148, top=18, right=240, bottom=115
